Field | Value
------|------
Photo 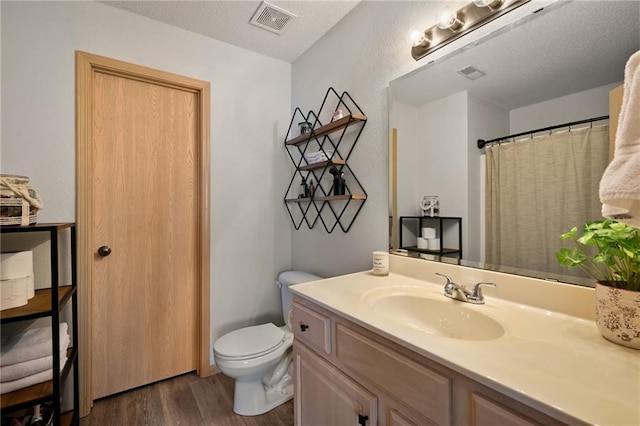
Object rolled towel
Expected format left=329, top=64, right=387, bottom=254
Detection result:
left=600, top=50, right=640, bottom=226
left=1, top=333, right=69, bottom=382
left=1, top=323, right=68, bottom=366
left=0, top=355, right=67, bottom=394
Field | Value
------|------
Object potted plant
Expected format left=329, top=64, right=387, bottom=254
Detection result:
left=557, top=219, right=640, bottom=350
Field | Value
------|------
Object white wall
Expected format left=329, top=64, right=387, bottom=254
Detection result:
left=467, top=93, right=509, bottom=262
left=390, top=100, right=419, bottom=222
left=290, top=2, right=447, bottom=276
left=416, top=92, right=468, bottom=251
left=509, top=82, right=620, bottom=133
left=0, top=1, right=292, bottom=363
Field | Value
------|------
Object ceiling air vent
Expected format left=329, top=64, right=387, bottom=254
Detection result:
left=250, top=1, right=297, bottom=35
left=457, top=65, right=487, bottom=81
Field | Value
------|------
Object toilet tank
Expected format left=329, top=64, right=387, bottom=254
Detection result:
left=277, top=271, right=322, bottom=328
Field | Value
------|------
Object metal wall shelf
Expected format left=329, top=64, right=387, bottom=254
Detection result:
left=284, top=88, right=367, bottom=233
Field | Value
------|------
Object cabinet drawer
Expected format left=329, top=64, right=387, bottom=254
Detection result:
left=336, top=324, right=451, bottom=425
left=293, top=302, right=331, bottom=354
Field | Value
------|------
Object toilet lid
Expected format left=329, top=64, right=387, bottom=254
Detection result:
left=214, top=323, right=285, bottom=359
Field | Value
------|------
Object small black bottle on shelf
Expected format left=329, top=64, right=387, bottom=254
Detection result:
left=299, top=177, right=307, bottom=198
left=338, top=173, right=346, bottom=195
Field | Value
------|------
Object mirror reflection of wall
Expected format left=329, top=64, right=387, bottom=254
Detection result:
left=389, top=1, right=640, bottom=285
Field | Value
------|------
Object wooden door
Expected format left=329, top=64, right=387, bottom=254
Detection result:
left=295, top=343, right=377, bottom=426
left=609, top=84, right=624, bottom=161
left=76, top=52, right=210, bottom=404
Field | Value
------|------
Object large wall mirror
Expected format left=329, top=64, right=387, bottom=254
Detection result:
left=389, top=1, right=640, bottom=286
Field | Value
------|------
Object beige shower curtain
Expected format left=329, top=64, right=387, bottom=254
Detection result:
left=485, top=125, right=609, bottom=276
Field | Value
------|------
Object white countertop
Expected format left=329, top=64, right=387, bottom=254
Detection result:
left=290, top=258, right=640, bottom=426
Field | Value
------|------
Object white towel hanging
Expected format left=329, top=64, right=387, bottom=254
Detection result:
left=600, top=50, right=640, bottom=226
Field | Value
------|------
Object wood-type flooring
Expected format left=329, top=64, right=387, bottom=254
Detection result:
left=79, top=372, right=293, bottom=426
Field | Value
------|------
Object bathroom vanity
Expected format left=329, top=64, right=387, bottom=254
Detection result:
left=290, top=256, right=639, bottom=426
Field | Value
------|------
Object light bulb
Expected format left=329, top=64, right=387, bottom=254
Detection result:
left=407, top=27, right=430, bottom=48
left=436, top=6, right=463, bottom=30
left=473, top=0, right=502, bottom=8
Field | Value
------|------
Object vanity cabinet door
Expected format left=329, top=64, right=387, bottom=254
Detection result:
left=381, top=402, right=437, bottom=426
left=295, top=342, right=377, bottom=426
left=335, top=324, right=451, bottom=425
left=470, top=393, right=539, bottom=426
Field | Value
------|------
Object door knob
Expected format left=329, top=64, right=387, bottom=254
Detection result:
left=98, top=246, right=112, bottom=257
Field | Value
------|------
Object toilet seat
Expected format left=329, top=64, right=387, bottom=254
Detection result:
left=214, top=323, right=285, bottom=360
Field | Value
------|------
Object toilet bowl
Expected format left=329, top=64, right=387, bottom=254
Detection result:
left=213, top=271, right=322, bottom=416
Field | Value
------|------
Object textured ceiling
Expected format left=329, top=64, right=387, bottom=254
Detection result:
left=391, top=1, right=640, bottom=110
left=100, top=1, right=360, bottom=63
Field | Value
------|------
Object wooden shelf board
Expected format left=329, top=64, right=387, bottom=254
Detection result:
left=299, top=159, right=346, bottom=171
left=401, top=246, right=460, bottom=255
left=0, top=223, right=74, bottom=233
left=285, top=114, right=367, bottom=146
left=0, top=379, right=53, bottom=411
left=61, top=411, right=76, bottom=426
left=286, top=194, right=366, bottom=203
left=0, top=286, right=75, bottom=323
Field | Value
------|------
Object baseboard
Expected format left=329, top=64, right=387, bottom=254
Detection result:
left=204, top=363, right=221, bottom=377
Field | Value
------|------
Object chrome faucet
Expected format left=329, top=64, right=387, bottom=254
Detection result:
left=435, top=273, right=496, bottom=305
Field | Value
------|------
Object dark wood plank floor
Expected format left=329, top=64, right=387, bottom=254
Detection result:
left=80, top=372, right=293, bottom=426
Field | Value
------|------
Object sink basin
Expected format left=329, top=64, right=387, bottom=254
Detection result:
left=363, top=287, right=505, bottom=341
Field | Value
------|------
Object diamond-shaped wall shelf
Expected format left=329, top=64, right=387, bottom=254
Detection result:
left=284, top=88, right=367, bottom=233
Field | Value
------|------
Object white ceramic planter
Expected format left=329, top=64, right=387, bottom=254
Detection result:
left=595, top=283, right=640, bottom=350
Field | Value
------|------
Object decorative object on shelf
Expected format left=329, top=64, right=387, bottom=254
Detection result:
left=417, top=237, right=428, bottom=249
left=298, top=121, right=312, bottom=136
left=329, top=166, right=346, bottom=196
left=410, top=0, right=530, bottom=61
left=1, top=251, right=35, bottom=310
left=422, top=227, right=436, bottom=239
left=283, top=88, right=367, bottom=233
left=299, top=177, right=308, bottom=198
left=331, top=109, right=345, bottom=122
left=556, top=219, right=640, bottom=349
left=0, top=175, right=43, bottom=226
left=308, top=180, right=316, bottom=198
left=427, top=238, right=441, bottom=250
left=372, top=251, right=389, bottom=276
left=420, top=195, right=440, bottom=217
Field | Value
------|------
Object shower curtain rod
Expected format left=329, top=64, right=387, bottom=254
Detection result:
left=476, top=115, right=609, bottom=149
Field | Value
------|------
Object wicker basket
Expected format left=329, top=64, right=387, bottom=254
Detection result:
left=0, top=175, right=43, bottom=226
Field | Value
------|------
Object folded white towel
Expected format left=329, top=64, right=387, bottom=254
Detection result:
left=0, top=355, right=67, bottom=394
left=1, top=333, right=69, bottom=382
left=600, top=50, right=640, bottom=226
left=1, top=323, right=68, bottom=366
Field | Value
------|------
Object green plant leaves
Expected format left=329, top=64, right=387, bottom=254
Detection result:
left=556, top=219, right=640, bottom=292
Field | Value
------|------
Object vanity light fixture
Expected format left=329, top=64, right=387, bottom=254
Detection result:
left=436, top=6, right=464, bottom=30
left=411, top=0, right=530, bottom=61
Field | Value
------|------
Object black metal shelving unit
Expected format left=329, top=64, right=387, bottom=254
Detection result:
left=284, top=88, right=367, bottom=233
left=399, top=216, right=463, bottom=259
left=1, top=223, right=79, bottom=426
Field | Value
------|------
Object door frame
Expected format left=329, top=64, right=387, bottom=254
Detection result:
left=76, top=51, right=211, bottom=416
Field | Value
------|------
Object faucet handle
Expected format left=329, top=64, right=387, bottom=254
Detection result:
left=435, top=273, right=455, bottom=285
left=471, top=282, right=496, bottom=299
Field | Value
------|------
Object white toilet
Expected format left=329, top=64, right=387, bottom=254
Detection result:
left=213, top=270, right=322, bottom=416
